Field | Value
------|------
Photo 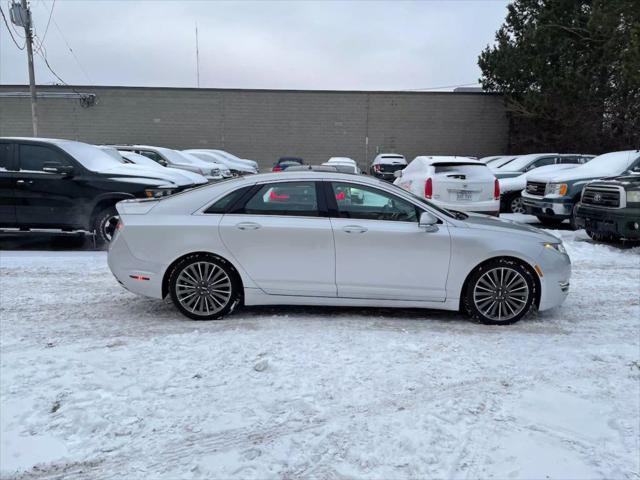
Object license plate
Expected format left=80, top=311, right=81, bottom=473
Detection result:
left=456, top=191, right=473, bottom=201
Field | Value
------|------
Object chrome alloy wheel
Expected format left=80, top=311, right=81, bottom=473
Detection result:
left=473, top=267, right=530, bottom=322
left=510, top=196, right=526, bottom=214
left=175, top=261, right=232, bottom=316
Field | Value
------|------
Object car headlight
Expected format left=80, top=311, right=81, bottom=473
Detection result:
left=545, top=183, right=568, bottom=196
left=626, top=190, right=640, bottom=203
left=544, top=242, right=567, bottom=254
left=144, top=188, right=174, bottom=198
left=210, top=168, right=220, bottom=177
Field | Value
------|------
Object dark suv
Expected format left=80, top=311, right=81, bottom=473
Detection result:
left=575, top=167, right=640, bottom=243
left=0, top=138, right=194, bottom=244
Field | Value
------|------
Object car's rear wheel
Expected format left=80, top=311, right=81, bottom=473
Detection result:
left=464, top=258, right=536, bottom=325
left=93, top=207, right=119, bottom=245
left=169, top=255, right=239, bottom=320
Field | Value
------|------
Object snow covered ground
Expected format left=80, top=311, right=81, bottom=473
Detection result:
left=1, top=223, right=639, bottom=479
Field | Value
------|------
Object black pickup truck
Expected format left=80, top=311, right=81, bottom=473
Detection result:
left=0, top=138, right=197, bottom=244
left=575, top=168, right=640, bottom=243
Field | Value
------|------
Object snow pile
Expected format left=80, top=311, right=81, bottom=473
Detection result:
left=0, top=234, right=638, bottom=479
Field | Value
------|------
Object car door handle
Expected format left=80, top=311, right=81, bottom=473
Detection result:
left=342, top=225, right=367, bottom=234
left=16, top=179, right=34, bottom=186
left=236, top=222, right=261, bottom=231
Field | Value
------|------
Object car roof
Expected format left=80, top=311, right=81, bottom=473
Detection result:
left=231, top=170, right=386, bottom=185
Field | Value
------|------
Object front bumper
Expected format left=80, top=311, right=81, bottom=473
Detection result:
left=521, top=194, right=573, bottom=219
left=575, top=204, right=640, bottom=239
left=537, top=245, right=572, bottom=311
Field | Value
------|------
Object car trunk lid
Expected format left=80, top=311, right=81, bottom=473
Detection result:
left=431, top=163, right=496, bottom=203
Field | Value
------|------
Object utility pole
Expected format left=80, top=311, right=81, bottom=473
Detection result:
left=195, top=22, right=200, bottom=88
left=11, top=0, right=38, bottom=135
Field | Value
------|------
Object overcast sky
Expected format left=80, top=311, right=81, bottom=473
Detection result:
left=1, top=0, right=510, bottom=91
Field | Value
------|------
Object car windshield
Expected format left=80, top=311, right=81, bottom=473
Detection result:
left=496, top=154, right=551, bottom=171
left=575, top=151, right=640, bottom=175
left=99, top=146, right=126, bottom=163
left=121, top=151, right=160, bottom=167
left=158, top=148, right=195, bottom=165
left=58, top=141, right=124, bottom=171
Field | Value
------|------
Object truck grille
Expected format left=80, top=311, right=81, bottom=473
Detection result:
left=582, top=185, right=621, bottom=208
left=526, top=181, right=546, bottom=196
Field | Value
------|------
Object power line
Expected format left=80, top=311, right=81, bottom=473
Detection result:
left=34, top=0, right=54, bottom=53
left=51, top=15, right=91, bottom=83
left=402, top=82, right=481, bottom=92
left=0, top=4, right=25, bottom=49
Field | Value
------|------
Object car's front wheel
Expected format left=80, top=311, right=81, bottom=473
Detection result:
left=463, top=258, right=536, bottom=325
left=508, top=194, right=526, bottom=214
left=169, top=255, right=239, bottom=320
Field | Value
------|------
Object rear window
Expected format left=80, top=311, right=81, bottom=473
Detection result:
left=433, top=163, right=493, bottom=178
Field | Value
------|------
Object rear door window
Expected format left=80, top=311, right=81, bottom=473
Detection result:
left=18, top=144, right=72, bottom=172
left=0, top=143, right=14, bottom=170
left=240, top=181, right=319, bottom=217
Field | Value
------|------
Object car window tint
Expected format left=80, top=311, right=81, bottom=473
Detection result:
left=138, top=150, right=164, bottom=163
left=529, top=157, right=556, bottom=169
left=0, top=144, right=12, bottom=170
left=205, top=186, right=252, bottom=214
left=331, top=182, right=418, bottom=222
left=242, top=182, right=318, bottom=217
left=19, top=144, right=70, bottom=172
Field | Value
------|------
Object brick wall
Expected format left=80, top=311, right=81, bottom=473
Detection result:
left=0, top=86, right=508, bottom=170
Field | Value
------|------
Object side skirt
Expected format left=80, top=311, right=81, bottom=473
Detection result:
left=243, top=288, right=461, bottom=311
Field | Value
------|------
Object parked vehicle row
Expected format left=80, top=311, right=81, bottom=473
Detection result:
left=0, top=137, right=258, bottom=243
left=522, top=150, right=640, bottom=230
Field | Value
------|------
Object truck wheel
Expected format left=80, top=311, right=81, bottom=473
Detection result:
left=509, top=194, right=526, bottom=214
left=569, top=203, right=580, bottom=230
left=536, top=216, right=564, bottom=227
left=93, top=206, right=119, bottom=245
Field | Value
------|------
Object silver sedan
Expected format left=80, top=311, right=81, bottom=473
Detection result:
left=108, top=171, right=571, bottom=325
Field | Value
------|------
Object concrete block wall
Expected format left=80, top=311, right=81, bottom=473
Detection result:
left=0, top=86, right=508, bottom=171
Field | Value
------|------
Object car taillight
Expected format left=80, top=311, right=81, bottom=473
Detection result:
left=373, top=164, right=381, bottom=172
left=424, top=178, right=433, bottom=199
left=116, top=219, right=124, bottom=231
left=272, top=165, right=282, bottom=172
left=494, top=178, right=500, bottom=200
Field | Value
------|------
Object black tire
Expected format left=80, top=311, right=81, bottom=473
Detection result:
left=168, top=254, right=241, bottom=320
left=463, top=258, right=537, bottom=325
left=92, top=206, right=119, bottom=245
left=507, top=193, right=526, bottom=214
left=536, top=216, right=564, bottom=227
left=569, top=202, right=580, bottom=230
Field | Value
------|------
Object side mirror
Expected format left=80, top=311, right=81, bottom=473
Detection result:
left=419, top=211, right=439, bottom=232
left=43, top=162, right=74, bottom=177
left=393, top=169, right=403, bottom=178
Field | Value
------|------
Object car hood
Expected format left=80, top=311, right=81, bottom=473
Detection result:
left=592, top=173, right=640, bottom=187
left=96, top=164, right=190, bottom=187
left=499, top=164, right=580, bottom=192
left=166, top=167, right=208, bottom=184
left=460, top=213, right=559, bottom=242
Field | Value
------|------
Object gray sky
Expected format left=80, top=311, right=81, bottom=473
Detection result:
left=1, top=0, right=510, bottom=90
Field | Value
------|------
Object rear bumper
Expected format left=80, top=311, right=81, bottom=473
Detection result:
left=575, top=204, right=640, bottom=238
left=432, top=199, right=500, bottom=215
left=522, top=195, right=573, bottom=219
left=107, top=232, right=164, bottom=299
